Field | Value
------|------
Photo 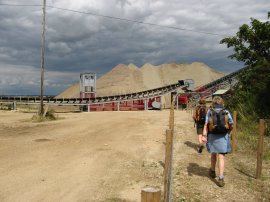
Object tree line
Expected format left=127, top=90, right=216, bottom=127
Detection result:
left=221, top=11, right=270, bottom=119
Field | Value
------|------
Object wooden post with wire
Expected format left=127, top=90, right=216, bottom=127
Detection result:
left=231, top=111, right=237, bottom=153
left=163, top=92, right=176, bottom=202
left=141, top=186, right=161, bottom=202
left=170, top=92, right=176, bottom=131
left=169, top=107, right=174, bottom=131
left=164, top=129, right=173, bottom=202
left=39, top=0, right=46, bottom=115
left=256, top=119, right=265, bottom=179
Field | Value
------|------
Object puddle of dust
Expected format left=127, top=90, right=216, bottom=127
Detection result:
left=34, top=138, right=52, bottom=142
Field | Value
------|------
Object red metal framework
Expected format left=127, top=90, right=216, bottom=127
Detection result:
left=176, top=67, right=247, bottom=106
left=88, top=97, right=161, bottom=111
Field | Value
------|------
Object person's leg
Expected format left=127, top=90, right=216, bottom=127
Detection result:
left=211, top=153, right=217, bottom=171
left=197, top=127, right=204, bottom=153
left=217, top=153, right=225, bottom=187
left=209, top=153, right=217, bottom=178
left=198, top=134, right=204, bottom=153
left=198, top=134, right=203, bottom=144
left=218, top=153, right=225, bottom=178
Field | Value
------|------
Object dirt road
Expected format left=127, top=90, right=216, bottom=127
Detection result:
left=0, top=110, right=266, bottom=201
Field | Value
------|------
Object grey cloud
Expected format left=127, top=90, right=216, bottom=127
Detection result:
left=0, top=0, right=269, bottom=95
left=0, top=63, right=79, bottom=95
left=48, top=42, right=72, bottom=54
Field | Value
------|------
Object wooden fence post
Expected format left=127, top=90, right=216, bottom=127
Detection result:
left=256, top=119, right=265, bottom=179
left=13, top=101, right=17, bottom=110
left=141, top=186, right=161, bottom=202
left=169, top=107, right=174, bottom=131
left=231, top=111, right=237, bottom=153
left=169, top=93, right=176, bottom=131
left=164, top=129, right=173, bottom=202
left=163, top=92, right=176, bottom=202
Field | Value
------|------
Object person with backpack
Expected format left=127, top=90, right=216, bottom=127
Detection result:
left=193, top=98, right=207, bottom=153
left=202, top=96, right=233, bottom=187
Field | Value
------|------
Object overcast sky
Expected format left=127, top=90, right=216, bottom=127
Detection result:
left=0, top=0, right=269, bottom=95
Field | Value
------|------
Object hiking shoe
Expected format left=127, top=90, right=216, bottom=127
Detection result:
left=217, top=178, right=225, bottom=187
left=209, top=169, right=216, bottom=178
left=198, top=145, right=204, bottom=153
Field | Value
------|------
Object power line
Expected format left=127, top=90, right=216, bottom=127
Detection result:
left=47, top=6, right=228, bottom=37
left=0, top=3, right=229, bottom=37
left=0, top=3, right=41, bottom=7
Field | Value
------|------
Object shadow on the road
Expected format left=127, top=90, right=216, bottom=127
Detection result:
left=234, top=167, right=255, bottom=179
left=158, top=160, right=165, bottom=168
left=210, top=178, right=221, bottom=187
left=187, top=163, right=225, bottom=187
left=184, top=141, right=198, bottom=152
left=187, top=162, right=209, bottom=177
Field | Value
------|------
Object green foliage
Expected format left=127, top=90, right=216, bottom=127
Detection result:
left=226, top=94, right=258, bottom=151
left=221, top=11, right=270, bottom=118
left=220, top=14, right=270, bottom=66
left=226, top=61, right=270, bottom=118
left=222, top=11, right=270, bottom=161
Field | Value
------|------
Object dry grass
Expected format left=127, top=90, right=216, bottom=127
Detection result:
left=32, top=108, right=57, bottom=122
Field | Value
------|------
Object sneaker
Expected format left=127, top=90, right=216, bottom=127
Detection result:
left=198, top=145, right=204, bottom=153
left=209, top=169, right=216, bottom=178
left=217, top=178, right=225, bottom=187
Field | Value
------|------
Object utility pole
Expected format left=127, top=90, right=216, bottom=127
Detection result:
left=40, top=0, right=46, bottom=115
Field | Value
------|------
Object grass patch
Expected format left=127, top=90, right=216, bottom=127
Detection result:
left=17, top=104, right=39, bottom=113
left=0, top=104, right=12, bottom=110
left=32, top=107, right=57, bottom=122
left=232, top=98, right=270, bottom=157
left=228, top=96, right=270, bottom=193
left=236, top=119, right=270, bottom=160
left=237, top=121, right=258, bottom=153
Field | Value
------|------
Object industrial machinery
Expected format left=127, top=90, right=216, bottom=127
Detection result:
left=0, top=66, right=247, bottom=111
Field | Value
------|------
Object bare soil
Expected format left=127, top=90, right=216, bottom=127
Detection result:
left=0, top=110, right=269, bottom=202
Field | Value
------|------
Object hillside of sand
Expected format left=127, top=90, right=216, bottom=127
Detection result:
left=56, top=62, right=224, bottom=98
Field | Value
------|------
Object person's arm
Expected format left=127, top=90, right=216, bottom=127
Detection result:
left=202, top=124, right=208, bottom=143
left=202, top=109, right=210, bottom=142
left=203, top=124, right=208, bottom=137
left=227, top=110, right=234, bottom=133
left=192, top=108, right=197, bottom=122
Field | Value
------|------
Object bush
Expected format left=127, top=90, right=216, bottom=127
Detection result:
left=226, top=94, right=270, bottom=157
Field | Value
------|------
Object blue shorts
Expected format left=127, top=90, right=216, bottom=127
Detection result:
left=206, top=133, right=231, bottom=153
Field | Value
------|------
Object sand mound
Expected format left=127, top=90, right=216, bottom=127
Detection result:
left=56, top=62, right=224, bottom=98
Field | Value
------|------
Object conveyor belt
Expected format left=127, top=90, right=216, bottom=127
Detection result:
left=196, top=67, right=247, bottom=93
left=0, top=80, right=190, bottom=105
left=182, top=66, right=248, bottom=106
left=0, top=66, right=248, bottom=107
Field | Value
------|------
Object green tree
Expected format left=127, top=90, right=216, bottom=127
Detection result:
left=221, top=13, right=270, bottom=66
left=221, top=11, right=270, bottom=118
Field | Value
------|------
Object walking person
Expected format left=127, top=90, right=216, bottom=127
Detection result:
left=202, top=96, right=233, bottom=187
left=193, top=98, right=207, bottom=153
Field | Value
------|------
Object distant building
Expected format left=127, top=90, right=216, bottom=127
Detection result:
left=80, top=73, right=96, bottom=98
